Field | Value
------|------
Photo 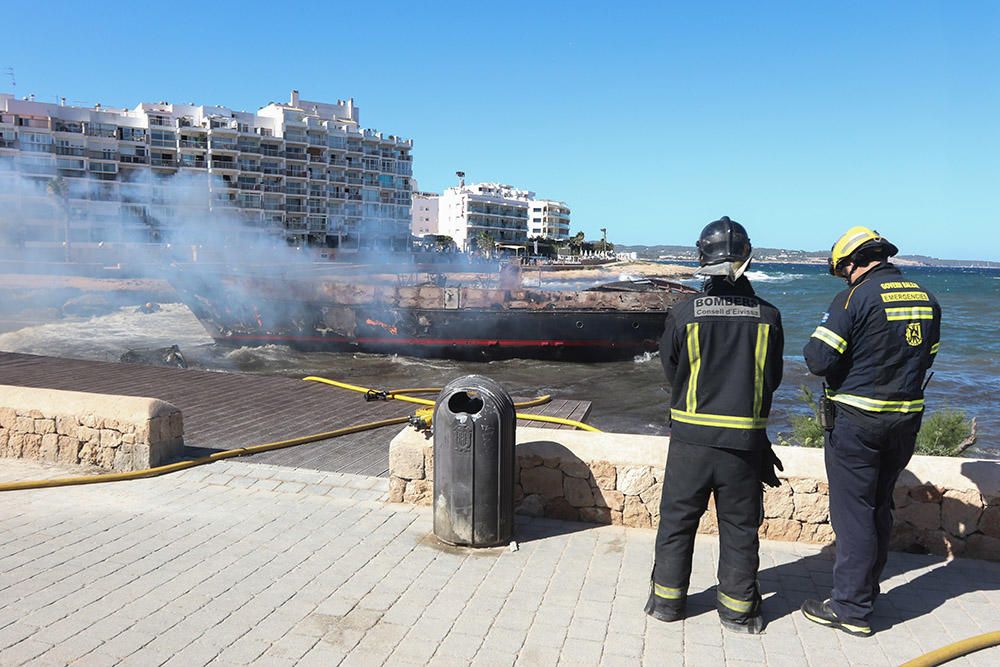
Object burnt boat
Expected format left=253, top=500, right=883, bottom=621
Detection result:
left=171, top=270, right=698, bottom=362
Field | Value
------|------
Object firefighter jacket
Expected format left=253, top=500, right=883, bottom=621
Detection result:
left=803, top=263, right=941, bottom=415
left=661, top=276, right=784, bottom=451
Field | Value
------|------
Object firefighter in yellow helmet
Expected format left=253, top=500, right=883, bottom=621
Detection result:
left=801, top=227, right=941, bottom=637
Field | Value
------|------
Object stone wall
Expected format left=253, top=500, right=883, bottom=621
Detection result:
left=389, top=426, right=1000, bottom=562
left=0, top=385, right=184, bottom=472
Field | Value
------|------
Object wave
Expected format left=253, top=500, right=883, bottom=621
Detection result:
left=743, top=270, right=806, bottom=283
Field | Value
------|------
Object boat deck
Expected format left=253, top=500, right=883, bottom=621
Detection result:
left=0, top=352, right=592, bottom=477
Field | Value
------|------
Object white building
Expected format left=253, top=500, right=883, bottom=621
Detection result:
left=410, top=191, right=439, bottom=237
left=436, top=182, right=532, bottom=252
left=527, top=199, right=571, bottom=240
left=0, top=90, right=413, bottom=251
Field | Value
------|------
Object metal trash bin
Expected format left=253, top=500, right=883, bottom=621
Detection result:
left=433, top=375, right=516, bottom=547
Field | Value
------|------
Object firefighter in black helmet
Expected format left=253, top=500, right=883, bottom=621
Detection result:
left=646, top=216, right=784, bottom=634
left=800, top=227, right=941, bottom=637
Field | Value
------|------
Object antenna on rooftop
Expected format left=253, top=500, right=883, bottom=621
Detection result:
left=456, top=171, right=465, bottom=187
left=3, top=67, right=14, bottom=90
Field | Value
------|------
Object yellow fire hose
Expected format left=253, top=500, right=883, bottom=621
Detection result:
left=0, top=415, right=410, bottom=493
left=899, top=631, right=1000, bottom=667
left=302, top=376, right=602, bottom=432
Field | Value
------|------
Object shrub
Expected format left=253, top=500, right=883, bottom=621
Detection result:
left=777, top=385, right=825, bottom=448
left=915, top=409, right=975, bottom=457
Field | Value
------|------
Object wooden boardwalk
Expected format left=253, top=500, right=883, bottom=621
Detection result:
left=0, top=352, right=591, bottom=476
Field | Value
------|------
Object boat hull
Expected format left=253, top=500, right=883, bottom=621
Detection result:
left=173, top=272, right=688, bottom=362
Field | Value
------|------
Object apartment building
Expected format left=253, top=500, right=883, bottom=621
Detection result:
left=436, top=182, right=532, bottom=252
left=528, top=199, right=571, bottom=240
left=0, top=90, right=413, bottom=251
left=410, top=191, right=440, bottom=236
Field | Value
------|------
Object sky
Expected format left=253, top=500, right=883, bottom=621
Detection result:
left=4, top=1, right=998, bottom=260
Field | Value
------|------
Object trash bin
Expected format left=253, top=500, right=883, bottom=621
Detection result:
left=433, top=375, right=516, bottom=547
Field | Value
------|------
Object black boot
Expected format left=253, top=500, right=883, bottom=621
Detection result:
left=720, top=614, right=764, bottom=635
left=801, top=599, right=872, bottom=637
left=644, top=582, right=685, bottom=622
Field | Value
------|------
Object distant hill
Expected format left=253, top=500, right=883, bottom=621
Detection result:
left=615, top=245, right=1000, bottom=269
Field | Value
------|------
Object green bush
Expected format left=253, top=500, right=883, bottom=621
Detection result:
left=777, top=385, right=975, bottom=456
left=777, top=385, right=825, bottom=448
left=915, top=409, right=974, bottom=457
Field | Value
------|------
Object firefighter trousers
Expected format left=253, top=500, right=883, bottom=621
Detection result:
left=652, top=439, right=763, bottom=622
left=825, top=410, right=920, bottom=625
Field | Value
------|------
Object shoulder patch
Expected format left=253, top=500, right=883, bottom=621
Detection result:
left=820, top=312, right=830, bottom=324
left=693, top=296, right=761, bottom=318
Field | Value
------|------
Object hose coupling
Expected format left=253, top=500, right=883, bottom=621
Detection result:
left=364, top=389, right=390, bottom=402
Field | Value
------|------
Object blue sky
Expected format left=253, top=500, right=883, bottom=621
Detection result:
left=5, top=1, right=998, bottom=260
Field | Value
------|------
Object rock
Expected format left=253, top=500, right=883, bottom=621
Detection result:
left=518, top=454, right=543, bottom=469
left=909, top=484, right=943, bottom=503
left=564, top=477, right=594, bottom=508
left=387, top=477, right=406, bottom=503
left=593, top=488, right=625, bottom=511
left=403, top=480, right=432, bottom=505
left=799, top=523, right=835, bottom=544
left=941, top=490, right=984, bottom=538
left=56, top=435, right=80, bottom=463
left=896, top=500, right=941, bottom=531
left=560, top=461, right=591, bottom=479
left=763, top=519, right=802, bottom=541
left=918, top=529, right=965, bottom=559
left=698, top=509, right=719, bottom=535
left=520, top=466, right=563, bottom=497
left=764, top=485, right=794, bottom=519
left=545, top=497, right=579, bottom=521
left=793, top=493, right=830, bottom=524
left=579, top=507, right=612, bottom=524
left=389, top=446, right=424, bottom=480
left=516, top=494, right=546, bottom=517
left=40, top=434, right=59, bottom=461
left=591, top=460, right=617, bottom=490
left=817, top=482, right=829, bottom=494
left=0, top=407, right=16, bottom=429
left=32, top=418, right=55, bottom=435
left=14, top=416, right=33, bottom=433
left=789, top=478, right=818, bottom=494
left=100, top=429, right=122, bottom=448
left=623, top=496, right=651, bottom=529
left=611, top=510, right=624, bottom=525
left=639, top=483, right=662, bottom=516
left=542, top=457, right=560, bottom=469
left=426, top=447, right=434, bottom=480
left=964, top=534, right=1000, bottom=561
left=617, top=465, right=655, bottom=495
left=890, top=521, right=922, bottom=552
left=21, top=434, right=42, bottom=458
left=513, top=483, right=524, bottom=503
left=979, top=506, right=1000, bottom=539
left=892, top=486, right=912, bottom=510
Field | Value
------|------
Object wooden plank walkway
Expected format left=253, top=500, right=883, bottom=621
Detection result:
left=0, top=352, right=591, bottom=477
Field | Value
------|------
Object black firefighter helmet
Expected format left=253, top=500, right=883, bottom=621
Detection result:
left=695, top=216, right=753, bottom=280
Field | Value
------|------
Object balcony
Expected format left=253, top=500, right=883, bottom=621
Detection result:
left=178, top=160, right=206, bottom=169
left=285, top=187, right=306, bottom=197
left=86, top=150, right=118, bottom=161
left=210, top=161, right=239, bottom=171
left=285, top=168, right=307, bottom=179
left=260, top=146, right=283, bottom=157
left=151, top=139, right=177, bottom=149
left=284, top=133, right=307, bottom=144
left=239, top=163, right=262, bottom=173
left=261, top=166, right=283, bottom=175
left=55, top=146, right=86, bottom=157
left=151, top=158, right=179, bottom=168
left=238, top=144, right=260, bottom=153
left=286, top=205, right=305, bottom=213
left=119, top=155, right=149, bottom=165
left=262, top=184, right=285, bottom=193
left=284, top=151, right=307, bottom=162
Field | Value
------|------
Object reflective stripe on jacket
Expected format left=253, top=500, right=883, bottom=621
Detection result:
left=661, top=276, right=784, bottom=450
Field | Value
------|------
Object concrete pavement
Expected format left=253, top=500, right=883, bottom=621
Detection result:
left=1, top=458, right=998, bottom=666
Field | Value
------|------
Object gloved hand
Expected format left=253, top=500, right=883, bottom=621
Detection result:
left=761, top=446, right=784, bottom=488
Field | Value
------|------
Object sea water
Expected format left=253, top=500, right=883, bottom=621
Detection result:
left=0, top=263, right=996, bottom=457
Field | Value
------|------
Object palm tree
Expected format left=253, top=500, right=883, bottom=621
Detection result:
left=46, top=177, right=70, bottom=262
left=475, top=231, right=495, bottom=257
